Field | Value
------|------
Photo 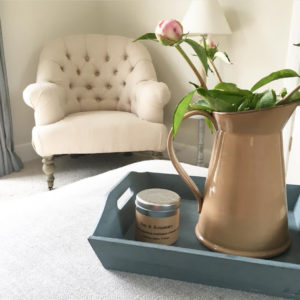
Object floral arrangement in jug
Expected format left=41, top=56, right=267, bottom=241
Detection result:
left=135, top=20, right=300, bottom=137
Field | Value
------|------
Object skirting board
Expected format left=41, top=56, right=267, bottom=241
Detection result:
left=15, top=142, right=38, bottom=162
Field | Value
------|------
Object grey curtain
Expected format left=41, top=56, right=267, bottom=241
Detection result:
left=0, top=21, right=22, bottom=176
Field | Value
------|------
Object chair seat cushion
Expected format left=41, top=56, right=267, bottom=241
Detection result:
left=32, top=111, right=168, bottom=156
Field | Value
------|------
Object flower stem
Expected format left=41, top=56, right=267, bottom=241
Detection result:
left=277, top=82, right=300, bottom=105
left=175, top=44, right=207, bottom=90
left=209, top=58, right=223, bottom=83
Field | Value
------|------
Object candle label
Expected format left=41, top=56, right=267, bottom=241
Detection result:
left=135, top=210, right=180, bottom=245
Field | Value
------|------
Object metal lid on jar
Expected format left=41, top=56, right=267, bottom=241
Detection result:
left=136, top=188, right=180, bottom=213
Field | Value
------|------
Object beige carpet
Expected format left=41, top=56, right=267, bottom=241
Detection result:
left=0, top=152, right=151, bottom=202
left=0, top=159, right=283, bottom=300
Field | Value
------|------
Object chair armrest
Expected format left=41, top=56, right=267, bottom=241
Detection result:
left=133, top=80, right=171, bottom=123
left=23, top=82, right=67, bottom=125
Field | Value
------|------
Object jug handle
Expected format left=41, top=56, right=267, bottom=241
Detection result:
left=167, top=110, right=218, bottom=213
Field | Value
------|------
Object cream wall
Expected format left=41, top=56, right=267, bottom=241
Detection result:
left=0, top=0, right=293, bottom=162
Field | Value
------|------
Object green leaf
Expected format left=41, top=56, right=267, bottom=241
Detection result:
left=214, top=51, right=231, bottom=64
left=189, top=99, right=213, bottom=111
left=206, top=48, right=218, bottom=60
left=173, top=90, right=196, bottom=138
left=214, top=82, right=238, bottom=92
left=205, top=117, right=214, bottom=134
left=133, top=33, right=157, bottom=42
left=195, top=88, right=245, bottom=112
left=288, top=91, right=300, bottom=102
left=280, top=88, right=287, bottom=98
left=188, top=98, right=214, bottom=133
left=248, top=93, right=263, bottom=110
left=184, top=38, right=208, bottom=74
left=189, top=82, right=200, bottom=89
left=255, top=90, right=276, bottom=109
left=237, top=98, right=250, bottom=111
left=251, top=69, right=300, bottom=92
left=214, top=82, right=252, bottom=97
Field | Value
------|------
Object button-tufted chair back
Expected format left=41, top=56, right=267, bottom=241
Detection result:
left=37, top=34, right=157, bottom=114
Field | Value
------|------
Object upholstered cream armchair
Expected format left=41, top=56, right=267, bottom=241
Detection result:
left=23, top=34, right=170, bottom=189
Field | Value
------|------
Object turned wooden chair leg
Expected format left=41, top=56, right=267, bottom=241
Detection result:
left=152, top=151, right=164, bottom=159
left=42, top=156, right=55, bottom=190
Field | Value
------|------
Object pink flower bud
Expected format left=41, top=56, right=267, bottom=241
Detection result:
left=155, top=19, right=183, bottom=46
left=205, top=38, right=217, bottom=49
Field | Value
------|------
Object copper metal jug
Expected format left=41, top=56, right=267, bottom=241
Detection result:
left=167, top=101, right=299, bottom=258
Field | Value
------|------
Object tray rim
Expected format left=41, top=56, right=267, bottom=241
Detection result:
left=88, top=236, right=300, bottom=271
left=89, top=171, right=300, bottom=271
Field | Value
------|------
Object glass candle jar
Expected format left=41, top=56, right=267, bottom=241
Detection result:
left=135, top=188, right=181, bottom=245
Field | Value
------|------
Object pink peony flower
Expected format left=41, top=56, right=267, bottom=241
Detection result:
left=155, top=19, right=183, bottom=46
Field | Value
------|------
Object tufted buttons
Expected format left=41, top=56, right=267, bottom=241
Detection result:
left=123, top=54, right=128, bottom=60
left=105, top=54, right=110, bottom=62
left=76, top=69, right=81, bottom=76
left=66, top=53, right=71, bottom=60
left=122, top=81, right=126, bottom=86
left=60, top=66, right=64, bottom=72
left=105, top=83, right=112, bottom=89
left=69, top=83, right=73, bottom=89
left=130, top=66, right=134, bottom=72
left=113, top=69, right=118, bottom=75
left=95, top=96, right=102, bottom=102
left=115, top=96, right=120, bottom=101
left=85, top=55, right=90, bottom=62
left=86, top=84, right=93, bottom=90
left=94, top=70, right=100, bottom=77
left=77, top=96, right=81, bottom=102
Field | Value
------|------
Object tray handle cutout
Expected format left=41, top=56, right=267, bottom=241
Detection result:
left=96, top=173, right=139, bottom=237
left=117, top=187, right=134, bottom=210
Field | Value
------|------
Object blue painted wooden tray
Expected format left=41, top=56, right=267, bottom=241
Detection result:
left=88, top=172, right=300, bottom=299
